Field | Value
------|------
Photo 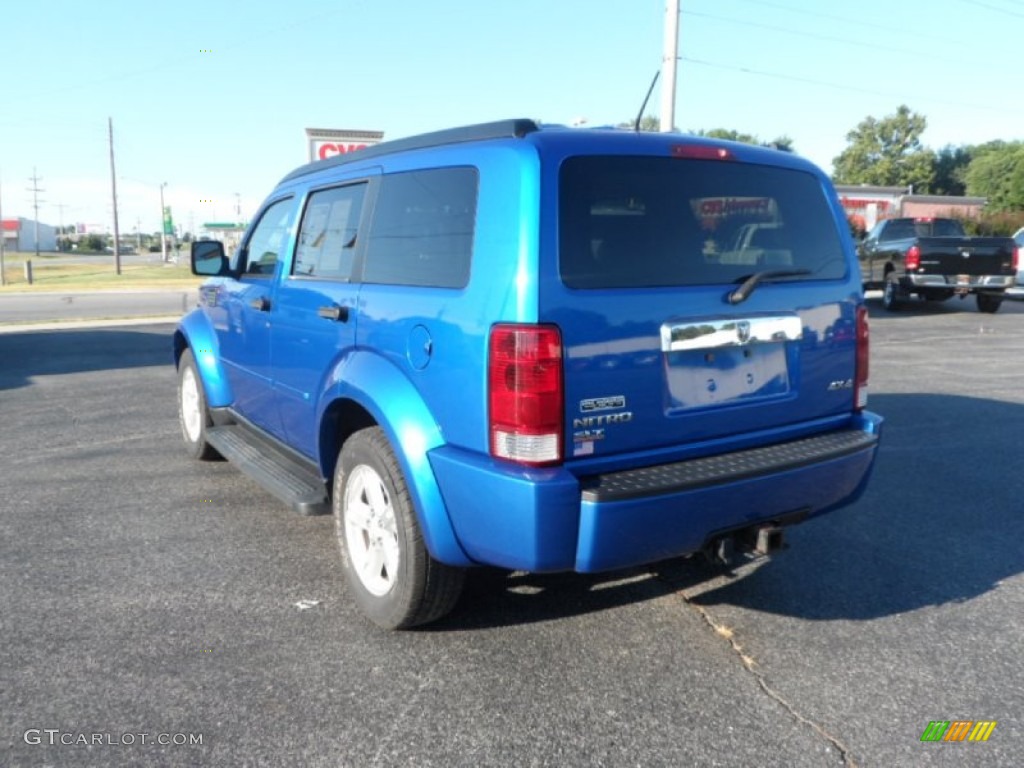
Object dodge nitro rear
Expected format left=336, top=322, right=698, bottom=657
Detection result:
left=176, top=120, right=883, bottom=628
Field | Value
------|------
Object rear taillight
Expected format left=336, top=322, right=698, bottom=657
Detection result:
left=855, top=306, right=869, bottom=411
left=1013, top=246, right=1020, bottom=271
left=488, top=324, right=563, bottom=465
left=905, top=245, right=921, bottom=271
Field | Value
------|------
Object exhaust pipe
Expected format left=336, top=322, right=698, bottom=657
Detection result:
left=704, top=524, right=786, bottom=566
left=754, top=525, right=784, bottom=555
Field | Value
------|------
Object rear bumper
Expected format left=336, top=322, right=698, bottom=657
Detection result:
left=429, top=412, right=883, bottom=573
left=903, top=274, right=1014, bottom=291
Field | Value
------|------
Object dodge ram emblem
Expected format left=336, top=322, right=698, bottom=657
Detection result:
left=736, top=321, right=751, bottom=343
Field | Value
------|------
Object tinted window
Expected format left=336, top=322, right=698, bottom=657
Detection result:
left=239, top=198, right=294, bottom=276
left=559, top=156, right=847, bottom=289
left=880, top=220, right=916, bottom=241
left=917, top=219, right=964, bottom=237
left=293, top=183, right=366, bottom=280
left=879, top=218, right=966, bottom=241
left=363, top=167, right=477, bottom=288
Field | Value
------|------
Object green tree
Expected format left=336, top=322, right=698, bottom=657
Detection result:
left=831, top=105, right=935, bottom=191
left=81, top=234, right=106, bottom=252
left=693, top=128, right=794, bottom=152
left=617, top=116, right=666, bottom=132
left=931, top=144, right=973, bottom=196
left=963, top=141, right=1024, bottom=212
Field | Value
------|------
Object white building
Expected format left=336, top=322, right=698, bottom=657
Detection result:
left=1, top=218, right=57, bottom=252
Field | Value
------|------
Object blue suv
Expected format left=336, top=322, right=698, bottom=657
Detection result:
left=175, top=119, right=882, bottom=628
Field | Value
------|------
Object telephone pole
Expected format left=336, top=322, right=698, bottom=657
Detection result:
left=0, top=169, right=6, bottom=286
left=660, top=0, right=680, bottom=133
left=108, top=117, right=122, bottom=275
left=27, top=167, right=45, bottom=259
left=160, top=182, right=168, bottom=263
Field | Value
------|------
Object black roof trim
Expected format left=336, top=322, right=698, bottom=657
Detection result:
left=280, top=118, right=540, bottom=184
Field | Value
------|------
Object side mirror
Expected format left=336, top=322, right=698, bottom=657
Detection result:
left=191, top=240, right=230, bottom=277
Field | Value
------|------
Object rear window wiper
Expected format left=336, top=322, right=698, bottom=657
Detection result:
left=727, top=269, right=812, bottom=305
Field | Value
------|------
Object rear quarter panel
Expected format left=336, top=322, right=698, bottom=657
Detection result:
left=353, top=141, right=542, bottom=456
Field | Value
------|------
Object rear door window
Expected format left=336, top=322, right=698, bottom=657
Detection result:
left=559, top=156, right=846, bottom=289
left=293, top=183, right=367, bottom=280
left=362, top=167, right=477, bottom=288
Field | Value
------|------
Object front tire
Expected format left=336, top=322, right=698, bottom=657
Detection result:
left=977, top=293, right=1003, bottom=313
left=334, top=427, right=464, bottom=629
left=177, top=348, right=220, bottom=461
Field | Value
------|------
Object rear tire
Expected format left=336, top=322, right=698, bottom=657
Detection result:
left=882, top=274, right=904, bottom=311
left=334, top=427, right=464, bottom=629
left=177, top=348, right=220, bottom=461
left=977, top=293, right=1003, bottom=313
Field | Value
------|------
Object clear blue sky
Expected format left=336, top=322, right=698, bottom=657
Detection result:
left=1, top=0, right=1021, bottom=236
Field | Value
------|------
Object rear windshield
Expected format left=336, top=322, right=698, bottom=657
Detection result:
left=559, top=156, right=847, bottom=289
left=881, top=218, right=965, bottom=240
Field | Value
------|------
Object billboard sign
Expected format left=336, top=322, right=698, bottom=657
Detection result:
left=306, top=128, right=385, bottom=163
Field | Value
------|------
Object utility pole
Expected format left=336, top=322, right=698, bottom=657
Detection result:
left=108, top=117, right=122, bottom=275
left=160, top=182, right=168, bottom=263
left=0, top=168, right=6, bottom=286
left=660, top=0, right=680, bottom=133
left=27, top=167, right=45, bottom=259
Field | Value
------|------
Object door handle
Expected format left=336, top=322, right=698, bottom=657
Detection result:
left=317, top=304, right=349, bottom=322
left=249, top=296, right=271, bottom=312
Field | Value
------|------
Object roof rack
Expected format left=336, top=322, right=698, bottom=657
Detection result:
left=280, top=118, right=540, bottom=184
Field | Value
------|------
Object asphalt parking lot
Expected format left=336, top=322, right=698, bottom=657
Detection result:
left=1, top=297, right=1021, bottom=767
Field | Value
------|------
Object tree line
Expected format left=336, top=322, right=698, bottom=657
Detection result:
left=627, top=107, right=1023, bottom=232
left=830, top=104, right=1024, bottom=214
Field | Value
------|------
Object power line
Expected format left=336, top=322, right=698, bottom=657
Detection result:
left=6, top=7, right=346, bottom=106
left=679, top=55, right=1017, bottom=116
left=682, top=9, right=964, bottom=64
left=958, top=0, right=1024, bottom=17
left=721, top=0, right=963, bottom=45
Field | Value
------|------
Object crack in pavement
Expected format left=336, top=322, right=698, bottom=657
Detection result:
left=680, top=591, right=859, bottom=768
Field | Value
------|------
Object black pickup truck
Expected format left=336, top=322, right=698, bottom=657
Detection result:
left=858, top=217, right=1018, bottom=312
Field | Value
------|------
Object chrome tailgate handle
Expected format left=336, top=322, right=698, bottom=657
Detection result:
left=661, top=315, right=802, bottom=352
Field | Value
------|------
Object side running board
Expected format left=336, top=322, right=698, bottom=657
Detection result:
left=206, top=425, right=330, bottom=516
